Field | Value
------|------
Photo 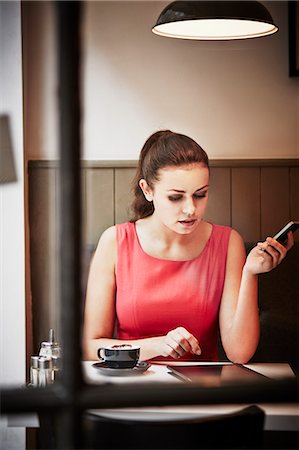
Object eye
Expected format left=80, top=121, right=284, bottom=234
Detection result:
left=193, top=192, right=207, bottom=199
left=168, top=195, right=182, bottom=202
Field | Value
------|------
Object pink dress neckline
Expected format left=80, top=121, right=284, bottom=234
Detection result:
left=132, top=221, right=215, bottom=263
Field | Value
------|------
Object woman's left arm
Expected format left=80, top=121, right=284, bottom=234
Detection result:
left=219, top=230, right=294, bottom=364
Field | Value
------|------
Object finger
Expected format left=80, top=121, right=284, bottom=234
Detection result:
left=176, top=327, right=201, bottom=355
left=166, top=331, right=188, bottom=356
left=257, top=240, right=282, bottom=266
left=176, top=336, right=193, bottom=353
left=255, top=244, right=277, bottom=272
left=162, top=343, right=181, bottom=359
left=266, top=237, right=287, bottom=264
left=167, top=328, right=198, bottom=357
left=285, top=231, right=294, bottom=251
left=256, top=241, right=272, bottom=256
left=170, top=328, right=193, bottom=353
left=165, top=336, right=186, bottom=358
left=265, top=240, right=281, bottom=266
left=161, top=345, right=179, bottom=359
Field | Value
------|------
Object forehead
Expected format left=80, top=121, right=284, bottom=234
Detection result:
left=155, top=164, right=209, bottom=188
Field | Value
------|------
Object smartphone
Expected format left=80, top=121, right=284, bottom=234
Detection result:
left=273, top=221, right=299, bottom=245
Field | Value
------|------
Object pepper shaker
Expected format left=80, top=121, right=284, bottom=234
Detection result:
left=38, top=357, right=53, bottom=387
left=39, top=329, right=61, bottom=381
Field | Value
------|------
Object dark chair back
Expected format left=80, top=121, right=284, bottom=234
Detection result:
left=83, top=404, right=265, bottom=449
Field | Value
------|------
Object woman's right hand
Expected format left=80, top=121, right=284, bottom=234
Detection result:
left=159, top=327, right=201, bottom=359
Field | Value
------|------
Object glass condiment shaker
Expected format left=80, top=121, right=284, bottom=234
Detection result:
left=30, top=356, right=39, bottom=387
left=39, top=329, right=61, bottom=381
left=38, top=357, right=53, bottom=387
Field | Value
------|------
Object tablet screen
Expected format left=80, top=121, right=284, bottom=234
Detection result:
left=167, top=364, right=269, bottom=386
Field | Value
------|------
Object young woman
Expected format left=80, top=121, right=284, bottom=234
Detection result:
left=83, top=130, right=293, bottom=363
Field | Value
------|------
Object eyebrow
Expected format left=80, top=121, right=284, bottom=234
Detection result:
left=167, top=185, right=209, bottom=193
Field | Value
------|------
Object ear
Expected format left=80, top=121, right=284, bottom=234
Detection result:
left=139, top=179, right=153, bottom=202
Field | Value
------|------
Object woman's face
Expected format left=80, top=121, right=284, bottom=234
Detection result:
left=140, top=163, right=209, bottom=234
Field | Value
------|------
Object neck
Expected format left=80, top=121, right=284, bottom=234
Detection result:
left=143, top=214, right=205, bottom=246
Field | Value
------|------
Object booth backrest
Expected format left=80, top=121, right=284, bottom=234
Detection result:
left=248, top=242, right=298, bottom=374
left=28, top=159, right=299, bottom=360
left=218, top=242, right=299, bottom=374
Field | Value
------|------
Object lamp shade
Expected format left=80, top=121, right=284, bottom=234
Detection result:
left=0, top=115, right=16, bottom=184
left=152, top=1, right=278, bottom=40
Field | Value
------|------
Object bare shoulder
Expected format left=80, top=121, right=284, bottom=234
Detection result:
left=98, top=225, right=117, bottom=246
left=228, top=228, right=246, bottom=257
left=93, top=225, right=117, bottom=266
left=229, top=228, right=244, bottom=244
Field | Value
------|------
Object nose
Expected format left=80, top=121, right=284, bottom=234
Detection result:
left=182, top=198, right=196, bottom=216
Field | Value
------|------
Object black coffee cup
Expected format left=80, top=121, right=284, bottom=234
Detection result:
left=97, top=344, right=140, bottom=369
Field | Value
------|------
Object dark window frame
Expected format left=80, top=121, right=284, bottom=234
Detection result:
left=289, top=0, right=299, bottom=76
left=1, top=3, right=297, bottom=449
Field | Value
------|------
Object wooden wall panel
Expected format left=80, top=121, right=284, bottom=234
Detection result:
left=84, top=168, right=114, bottom=247
left=205, top=168, right=231, bottom=226
left=231, top=168, right=260, bottom=242
left=115, top=168, right=136, bottom=224
left=28, top=159, right=298, bottom=353
left=261, top=168, right=289, bottom=238
left=29, top=167, right=59, bottom=352
left=290, top=167, right=299, bottom=220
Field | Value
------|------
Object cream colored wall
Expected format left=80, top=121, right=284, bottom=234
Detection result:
left=0, top=1, right=26, bottom=447
left=22, top=0, right=58, bottom=161
left=0, top=1, right=25, bottom=386
left=24, top=1, right=299, bottom=161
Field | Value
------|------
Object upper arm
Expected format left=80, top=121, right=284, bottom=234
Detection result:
left=83, top=226, right=117, bottom=341
left=219, top=229, right=246, bottom=338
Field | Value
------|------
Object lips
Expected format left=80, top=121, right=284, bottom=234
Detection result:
left=179, top=219, right=197, bottom=226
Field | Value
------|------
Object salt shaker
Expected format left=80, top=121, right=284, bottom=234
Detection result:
left=30, top=356, right=39, bottom=387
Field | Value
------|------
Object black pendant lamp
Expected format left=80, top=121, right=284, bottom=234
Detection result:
left=152, top=1, right=278, bottom=40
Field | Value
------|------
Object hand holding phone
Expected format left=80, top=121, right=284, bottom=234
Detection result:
left=249, top=221, right=297, bottom=274
left=256, top=220, right=297, bottom=257
left=273, top=221, right=299, bottom=245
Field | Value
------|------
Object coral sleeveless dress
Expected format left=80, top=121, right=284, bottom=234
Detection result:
left=115, top=222, right=231, bottom=361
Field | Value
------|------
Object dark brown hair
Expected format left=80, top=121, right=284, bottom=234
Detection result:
left=130, top=130, right=209, bottom=221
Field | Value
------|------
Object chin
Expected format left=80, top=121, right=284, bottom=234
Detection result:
left=174, top=225, right=197, bottom=235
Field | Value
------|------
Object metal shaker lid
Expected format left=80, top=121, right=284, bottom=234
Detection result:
left=40, top=341, right=59, bottom=349
left=38, top=357, right=53, bottom=369
left=31, top=356, right=39, bottom=368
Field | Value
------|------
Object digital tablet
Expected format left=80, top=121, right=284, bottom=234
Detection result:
left=167, top=364, right=269, bottom=386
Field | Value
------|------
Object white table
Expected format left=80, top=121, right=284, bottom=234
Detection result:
left=83, top=361, right=299, bottom=431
